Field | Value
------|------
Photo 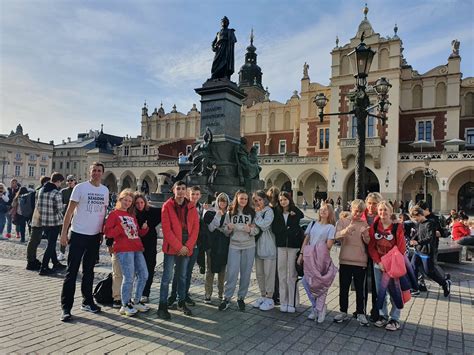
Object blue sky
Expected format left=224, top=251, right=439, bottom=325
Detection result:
left=1, top=0, right=473, bottom=143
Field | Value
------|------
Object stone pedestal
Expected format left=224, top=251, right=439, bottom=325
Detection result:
left=195, top=79, right=246, bottom=144
left=191, top=78, right=263, bottom=200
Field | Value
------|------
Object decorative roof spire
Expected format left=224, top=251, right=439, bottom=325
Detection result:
left=393, top=23, right=399, bottom=38
left=250, top=28, right=254, bottom=46
left=100, top=123, right=104, bottom=133
left=363, top=3, right=369, bottom=19
left=336, top=35, right=339, bottom=48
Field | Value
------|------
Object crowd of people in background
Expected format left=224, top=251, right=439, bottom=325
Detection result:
left=1, top=165, right=473, bottom=329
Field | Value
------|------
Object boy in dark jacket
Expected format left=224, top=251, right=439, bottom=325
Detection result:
left=409, top=207, right=451, bottom=297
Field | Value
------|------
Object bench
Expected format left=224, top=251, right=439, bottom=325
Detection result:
left=437, top=238, right=462, bottom=263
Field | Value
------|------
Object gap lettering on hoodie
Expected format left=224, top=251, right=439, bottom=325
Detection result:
left=231, top=215, right=251, bottom=224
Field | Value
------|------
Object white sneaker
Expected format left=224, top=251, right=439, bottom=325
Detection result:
left=57, top=253, right=65, bottom=261
left=317, top=304, right=327, bottom=323
left=308, top=309, right=317, bottom=320
left=252, top=297, right=264, bottom=308
left=280, top=304, right=288, bottom=313
left=259, top=298, right=274, bottom=311
left=357, top=314, right=369, bottom=326
left=119, top=303, right=137, bottom=316
left=333, top=312, right=349, bottom=323
left=140, top=296, right=149, bottom=304
left=287, top=305, right=296, bottom=313
left=132, top=301, right=150, bottom=312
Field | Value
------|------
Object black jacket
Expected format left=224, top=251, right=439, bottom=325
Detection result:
left=414, top=219, right=437, bottom=256
left=136, top=207, right=161, bottom=243
left=272, top=206, right=304, bottom=248
left=203, top=210, right=229, bottom=273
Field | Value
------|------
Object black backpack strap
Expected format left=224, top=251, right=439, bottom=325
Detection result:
left=391, top=223, right=399, bottom=238
left=219, top=214, right=226, bottom=228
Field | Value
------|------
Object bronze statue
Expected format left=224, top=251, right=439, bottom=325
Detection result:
left=189, top=127, right=214, bottom=176
left=211, top=16, right=237, bottom=80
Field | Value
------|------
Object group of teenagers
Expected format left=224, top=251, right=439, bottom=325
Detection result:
left=14, top=161, right=452, bottom=330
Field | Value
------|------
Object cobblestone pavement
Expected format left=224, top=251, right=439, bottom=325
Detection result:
left=0, top=233, right=473, bottom=354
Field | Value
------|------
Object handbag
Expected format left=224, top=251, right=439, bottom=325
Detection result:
left=256, top=229, right=277, bottom=259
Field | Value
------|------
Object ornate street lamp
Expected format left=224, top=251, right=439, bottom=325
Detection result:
left=314, top=33, right=391, bottom=199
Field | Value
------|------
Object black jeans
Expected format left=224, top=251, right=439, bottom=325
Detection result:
left=411, top=253, right=446, bottom=287
left=41, top=226, right=61, bottom=269
left=26, top=226, right=43, bottom=263
left=339, top=264, right=366, bottom=315
left=142, top=237, right=157, bottom=297
left=61, top=231, right=101, bottom=311
left=365, top=257, right=378, bottom=319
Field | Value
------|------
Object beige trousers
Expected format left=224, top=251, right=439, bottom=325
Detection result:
left=255, top=256, right=276, bottom=297
left=277, top=247, right=299, bottom=307
left=204, top=250, right=225, bottom=299
left=111, top=253, right=123, bottom=301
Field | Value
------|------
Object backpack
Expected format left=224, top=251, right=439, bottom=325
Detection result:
left=93, top=273, right=113, bottom=305
left=19, top=192, right=35, bottom=218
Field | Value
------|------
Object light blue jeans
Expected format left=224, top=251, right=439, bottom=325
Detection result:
left=116, top=251, right=149, bottom=306
left=373, top=264, right=401, bottom=321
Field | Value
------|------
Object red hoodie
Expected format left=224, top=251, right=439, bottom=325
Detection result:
left=451, top=221, right=470, bottom=241
left=368, top=216, right=406, bottom=264
left=104, top=209, right=148, bottom=253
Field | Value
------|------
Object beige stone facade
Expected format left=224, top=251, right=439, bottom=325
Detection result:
left=0, top=125, right=53, bottom=188
left=103, top=11, right=474, bottom=214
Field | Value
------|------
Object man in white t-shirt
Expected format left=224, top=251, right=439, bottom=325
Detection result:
left=59, top=162, right=109, bottom=322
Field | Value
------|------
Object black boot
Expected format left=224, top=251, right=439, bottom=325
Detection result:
left=178, top=300, right=193, bottom=316
left=157, top=302, right=171, bottom=320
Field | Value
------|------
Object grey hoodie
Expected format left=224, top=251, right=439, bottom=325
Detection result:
left=228, top=207, right=259, bottom=249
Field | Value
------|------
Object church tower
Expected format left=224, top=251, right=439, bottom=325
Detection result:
left=238, top=29, right=266, bottom=107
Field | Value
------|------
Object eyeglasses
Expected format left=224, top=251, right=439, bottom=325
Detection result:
left=374, top=232, right=394, bottom=241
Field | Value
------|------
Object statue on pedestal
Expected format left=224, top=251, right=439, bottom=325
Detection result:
left=189, top=127, right=214, bottom=176
left=211, top=16, right=237, bottom=80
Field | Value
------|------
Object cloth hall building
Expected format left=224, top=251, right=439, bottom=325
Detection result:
left=103, top=11, right=474, bottom=215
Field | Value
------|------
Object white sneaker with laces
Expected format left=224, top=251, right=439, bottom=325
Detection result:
left=132, top=302, right=150, bottom=312
left=280, top=304, right=288, bottom=312
left=317, top=304, right=327, bottom=323
left=287, top=305, right=296, bottom=313
left=259, top=298, right=274, bottom=311
left=57, top=253, right=65, bottom=261
left=119, top=304, right=137, bottom=316
left=252, top=297, right=264, bottom=308
left=308, top=309, right=316, bottom=320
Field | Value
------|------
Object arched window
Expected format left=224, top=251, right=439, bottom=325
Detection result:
left=241, top=115, right=246, bottom=131
left=284, top=112, right=291, bottom=130
left=378, top=48, right=389, bottom=69
left=269, top=113, right=276, bottom=131
left=256, top=114, right=262, bottom=132
left=413, top=85, right=423, bottom=109
left=165, top=123, right=170, bottom=138
left=340, top=54, right=350, bottom=75
left=185, top=121, right=190, bottom=137
left=175, top=122, right=180, bottom=137
left=435, top=82, right=447, bottom=106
